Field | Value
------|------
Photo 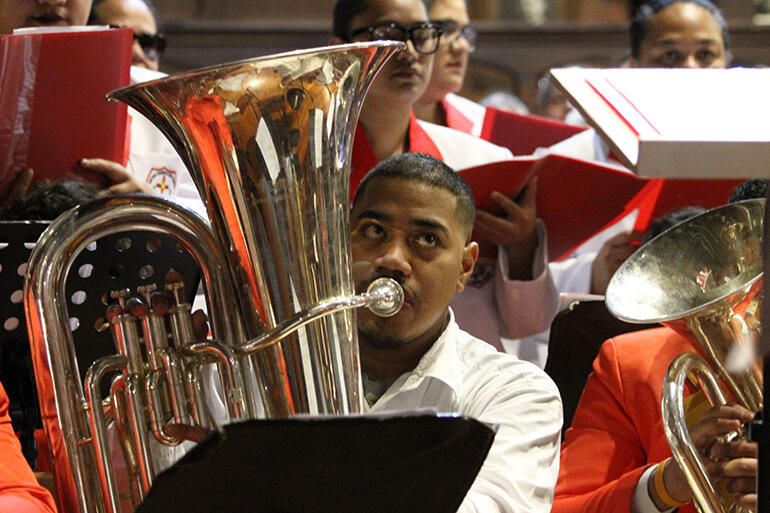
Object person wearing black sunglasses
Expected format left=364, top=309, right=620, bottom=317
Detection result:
left=89, top=0, right=164, bottom=71
left=414, top=0, right=485, bottom=137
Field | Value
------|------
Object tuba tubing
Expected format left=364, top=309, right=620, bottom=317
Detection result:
left=662, top=353, right=732, bottom=513
left=25, top=194, right=248, bottom=513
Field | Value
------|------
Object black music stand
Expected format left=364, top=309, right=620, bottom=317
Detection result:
left=0, top=220, right=201, bottom=468
left=137, top=413, right=495, bottom=513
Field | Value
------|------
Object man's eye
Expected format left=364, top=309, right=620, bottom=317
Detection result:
left=656, top=50, right=682, bottom=67
left=696, top=50, right=716, bottom=65
left=363, top=224, right=385, bottom=239
left=415, top=233, right=438, bottom=248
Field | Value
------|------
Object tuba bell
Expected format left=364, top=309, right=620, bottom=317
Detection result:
left=606, top=198, right=764, bottom=513
left=24, top=42, right=405, bottom=513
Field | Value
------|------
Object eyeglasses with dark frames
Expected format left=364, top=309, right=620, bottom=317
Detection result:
left=110, top=25, right=166, bottom=59
left=349, top=21, right=443, bottom=55
left=133, top=32, right=166, bottom=59
left=434, top=20, right=478, bottom=53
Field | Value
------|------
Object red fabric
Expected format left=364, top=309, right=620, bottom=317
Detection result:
left=554, top=327, right=698, bottom=513
left=629, top=178, right=745, bottom=233
left=349, top=113, right=443, bottom=198
left=0, top=29, right=132, bottom=189
left=33, top=430, right=51, bottom=473
left=441, top=96, right=474, bottom=135
left=458, top=155, right=648, bottom=261
left=479, top=108, right=587, bottom=156
left=0, top=382, right=57, bottom=513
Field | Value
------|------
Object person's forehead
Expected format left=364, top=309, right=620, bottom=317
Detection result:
left=428, top=0, right=469, bottom=23
left=646, top=3, right=723, bottom=44
left=352, top=0, right=429, bottom=26
left=356, top=176, right=459, bottom=224
left=96, top=0, right=157, bottom=32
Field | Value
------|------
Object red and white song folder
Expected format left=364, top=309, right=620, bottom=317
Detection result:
left=479, top=107, right=587, bottom=157
left=0, top=26, right=132, bottom=190
left=550, top=68, right=770, bottom=179
left=458, top=154, right=648, bottom=261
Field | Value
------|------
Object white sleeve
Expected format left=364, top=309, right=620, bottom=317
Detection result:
left=494, top=221, right=559, bottom=338
left=458, top=362, right=563, bottom=513
left=548, top=251, right=596, bottom=296
left=632, top=464, right=674, bottom=513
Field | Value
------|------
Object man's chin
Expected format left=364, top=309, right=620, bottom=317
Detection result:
left=356, top=313, right=412, bottom=350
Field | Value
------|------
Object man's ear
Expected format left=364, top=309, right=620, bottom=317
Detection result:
left=330, top=36, right=346, bottom=45
left=456, top=241, right=479, bottom=292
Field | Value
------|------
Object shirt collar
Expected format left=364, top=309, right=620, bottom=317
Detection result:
left=350, top=112, right=445, bottom=197
left=441, top=96, right=474, bottom=134
left=385, top=308, right=464, bottom=397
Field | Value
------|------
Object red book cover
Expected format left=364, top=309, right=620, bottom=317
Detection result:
left=479, top=107, right=588, bottom=156
left=0, top=27, right=132, bottom=190
left=459, top=155, right=648, bottom=261
left=630, top=178, right=745, bottom=233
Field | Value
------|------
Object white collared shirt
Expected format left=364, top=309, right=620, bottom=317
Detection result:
left=368, top=312, right=563, bottom=513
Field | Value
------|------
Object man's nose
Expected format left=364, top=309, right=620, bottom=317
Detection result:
left=449, top=36, right=470, bottom=53
left=682, top=54, right=701, bottom=69
left=373, top=239, right=412, bottom=276
left=133, top=42, right=158, bottom=71
left=397, top=39, right=420, bottom=61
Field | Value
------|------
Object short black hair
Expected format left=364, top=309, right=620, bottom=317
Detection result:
left=353, top=153, right=476, bottom=235
left=630, top=0, right=729, bottom=59
left=641, top=205, right=706, bottom=245
left=729, top=179, right=769, bottom=204
left=332, top=0, right=370, bottom=40
left=0, top=180, right=98, bottom=221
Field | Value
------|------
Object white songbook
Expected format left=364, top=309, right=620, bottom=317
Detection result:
left=550, top=67, right=770, bottom=179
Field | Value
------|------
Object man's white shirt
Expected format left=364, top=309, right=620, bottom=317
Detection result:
left=368, top=310, right=563, bottom=513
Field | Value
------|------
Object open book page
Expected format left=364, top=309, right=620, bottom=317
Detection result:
left=550, top=68, right=641, bottom=169
left=458, top=155, right=647, bottom=261
left=585, top=68, right=770, bottom=141
left=552, top=67, right=770, bottom=178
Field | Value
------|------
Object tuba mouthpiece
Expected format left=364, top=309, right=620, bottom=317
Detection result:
left=366, top=277, right=404, bottom=318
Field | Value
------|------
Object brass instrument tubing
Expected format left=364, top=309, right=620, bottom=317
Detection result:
left=109, top=375, right=140, bottom=504
left=662, top=353, right=731, bottom=513
left=145, top=370, right=180, bottom=445
left=160, top=348, right=190, bottom=424
left=185, top=364, right=210, bottom=428
left=238, top=285, right=400, bottom=355
left=123, top=374, right=154, bottom=499
left=183, top=341, right=247, bottom=419
left=85, top=355, right=128, bottom=513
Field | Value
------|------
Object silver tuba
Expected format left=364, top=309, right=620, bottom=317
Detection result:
left=606, top=199, right=764, bottom=513
left=24, top=42, right=405, bottom=513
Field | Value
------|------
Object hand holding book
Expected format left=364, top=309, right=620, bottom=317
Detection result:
left=474, top=176, right=539, bottom=280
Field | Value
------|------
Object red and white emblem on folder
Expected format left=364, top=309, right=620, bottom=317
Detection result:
left=146, top=167, right=177, bottom=195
